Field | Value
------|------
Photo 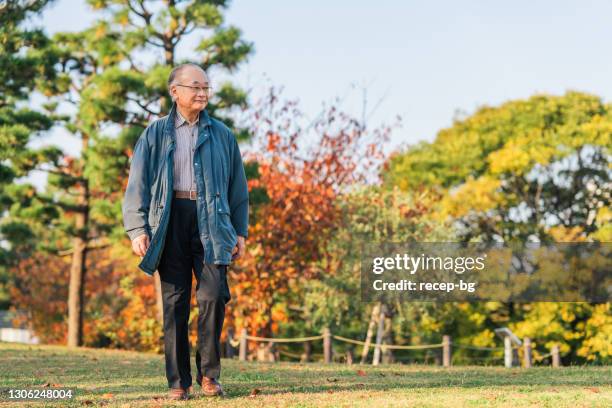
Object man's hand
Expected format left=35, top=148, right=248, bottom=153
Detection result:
left=232, top=236, right=246, bottom=261
left=131, top=233, right=150, bottom=257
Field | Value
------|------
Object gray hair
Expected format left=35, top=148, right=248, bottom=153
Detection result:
left=167, top=63, right=207, bottom=101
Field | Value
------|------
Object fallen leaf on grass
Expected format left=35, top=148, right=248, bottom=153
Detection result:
left=42, top=382, right=63, bottom=388
left=356, top=369, right=367, bottom=376
left=249, top=388, right=261, bottom=397
left=326, top=377, right=338, bottom=382
left=327, top=390, right=334, bottom=394
left=101, top=393, right=114, bottom=399
left=586, top=387, right=600, bottom=393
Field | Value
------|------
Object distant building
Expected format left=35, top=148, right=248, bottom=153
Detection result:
left=0, top=310, right=39, bottom=344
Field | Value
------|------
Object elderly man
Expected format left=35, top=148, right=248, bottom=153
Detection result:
left=122, top=63, right=248, bottom=400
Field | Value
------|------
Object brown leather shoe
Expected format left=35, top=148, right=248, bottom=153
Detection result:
left=167, top=387, right=188, bottom=400
left=199, top=377, right=225, bottom=397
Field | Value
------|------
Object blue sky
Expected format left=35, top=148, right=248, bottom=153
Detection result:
left=33, top=0, right=612, bottom=158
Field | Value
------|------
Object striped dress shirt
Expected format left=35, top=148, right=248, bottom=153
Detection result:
left=173, top=109, right=199, bottom=192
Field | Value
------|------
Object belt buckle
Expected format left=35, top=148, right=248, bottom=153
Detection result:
left=189, top=190, right=197, bottom=200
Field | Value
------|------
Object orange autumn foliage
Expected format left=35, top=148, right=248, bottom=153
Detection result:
left=226, top=88, right=395, bottom=340
left=10, top=245, right=161, bottom=351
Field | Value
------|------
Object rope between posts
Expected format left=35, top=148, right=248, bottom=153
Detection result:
left=455, top=355, right=505, bottom=361
left=244, top=334, right=325, bottom=343
left=229, top=333, right=529, bottom=354
left=232, top=333, right=448, bottom=349
left=228, top=334, right=324, bottom=348
left=533, top=352, right=553, bottom=362
left=381, top=343, right=443, bottom=350
left=453, top=344, right=504, bottom=351
left=278, top=349, right=303, bottom=359
left=333, top=335, right=443, bottom=349
left=332, top=335, right=368, bottom=346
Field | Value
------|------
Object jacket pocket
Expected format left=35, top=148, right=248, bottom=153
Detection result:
left=215, top=196, right=237, bottom=250
left=151, top=150, right=169, bottom=225
left=148, top=184, right=164, bottom=229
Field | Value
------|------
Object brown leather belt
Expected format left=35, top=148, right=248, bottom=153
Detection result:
left=174, top=190, right=197, bottom=200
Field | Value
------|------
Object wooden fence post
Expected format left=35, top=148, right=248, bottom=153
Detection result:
left=442, top=335, right=451, bottom=367
left=323, top=327, right=332, bottom=364
left=523, top=337, right=532, bottom=368
left=551, top=345, right=560, bottom=368
left=226, top=327, right=235, bottom=359
left=239, top=328, right=247, bottom=361
left=300, top=341, right=312, bottom=363
left=504, top=336, right=512, bottom=368
left=345, top=347, right=354, bottom=365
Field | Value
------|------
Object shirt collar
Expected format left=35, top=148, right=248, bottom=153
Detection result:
left=175, top=108, right=199, bottom=128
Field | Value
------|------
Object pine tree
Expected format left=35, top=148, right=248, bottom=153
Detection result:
left=85, top=0, right=253, bottom=133
left=0, top=0, right=59, bottom=309
left=4, top=0, right=253, bottom=346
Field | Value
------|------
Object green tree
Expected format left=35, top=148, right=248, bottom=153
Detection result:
left=0, top=0, right=59, bottom=309
left=384, top=91, right=610, bottom=242
left=383, top=91, right=612, bottom=363
left=85, top=0, right=253, bottom=135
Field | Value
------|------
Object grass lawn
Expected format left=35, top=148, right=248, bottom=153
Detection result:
left=0, top=341, right=610, bottom=407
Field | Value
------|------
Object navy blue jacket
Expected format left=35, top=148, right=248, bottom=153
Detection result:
left=122, top=102, right=249, bottom=275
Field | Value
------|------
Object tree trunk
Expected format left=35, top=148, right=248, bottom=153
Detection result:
left=382, top=310, right=395, bottom=364
left=372, top=303, right=387, bottom=365
left=67, top=183, right=89, bottom=347
left=360, top=302, right=380, bottom=364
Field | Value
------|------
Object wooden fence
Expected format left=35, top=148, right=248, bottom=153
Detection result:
left=228, top=328, right=562, bottom=368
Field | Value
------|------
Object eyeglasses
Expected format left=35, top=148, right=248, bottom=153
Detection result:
left=175, top=84, right=213, bottom=97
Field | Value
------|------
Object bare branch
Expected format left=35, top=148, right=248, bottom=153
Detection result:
left=145, top=38, right=164, bottom=47
left=57, top=240, right=111, bottom=257
left=126, top=96, right=160, bottom=116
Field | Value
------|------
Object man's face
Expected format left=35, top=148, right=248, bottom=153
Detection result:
left=170, top=66, right=210, bottom=112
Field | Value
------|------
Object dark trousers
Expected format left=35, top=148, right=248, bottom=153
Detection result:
left=158, top=196, right=231, bottom=390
